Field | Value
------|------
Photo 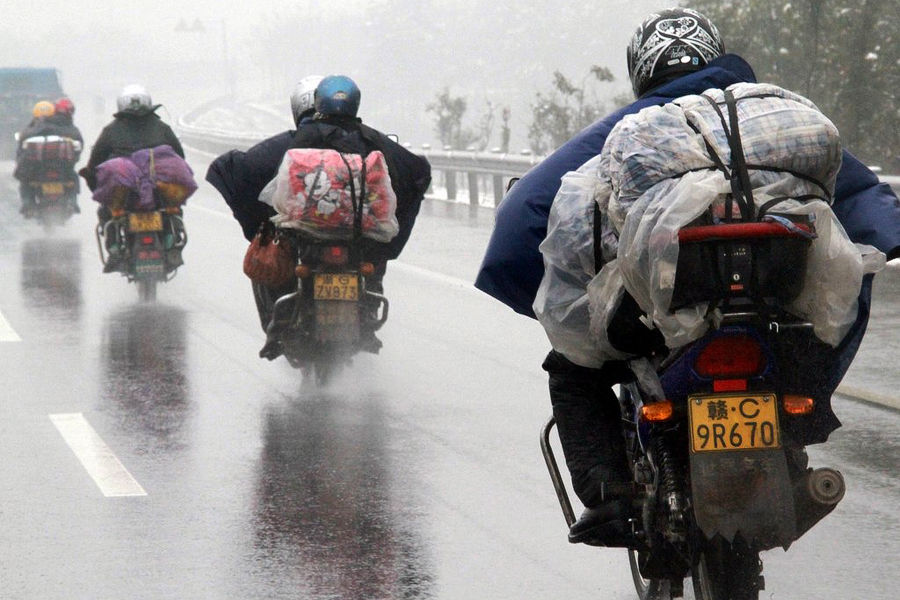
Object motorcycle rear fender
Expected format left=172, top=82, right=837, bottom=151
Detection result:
left=130, top=233, right=165, bottom=280
left=690, top=447, right=797, bottom=550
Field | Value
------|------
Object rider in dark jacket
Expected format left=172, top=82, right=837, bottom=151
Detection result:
left=476, top=8, right=900, bottom=546
left=81, top=85, right=186, bottom=272
left=14, top=100, right=83, bottom=214
left=206, top=75, right=322, bottom=242
left=81, top=84, right=184, bottom=191
left=206, top=75, right=431, bottom=354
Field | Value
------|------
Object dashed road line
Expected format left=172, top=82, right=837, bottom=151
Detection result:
left=0, top=309, right=21, bottom=342
left=50, top=413, right=147, bottom=497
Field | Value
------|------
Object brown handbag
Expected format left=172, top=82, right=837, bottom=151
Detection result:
left=243, top=223, right=295, bottom=288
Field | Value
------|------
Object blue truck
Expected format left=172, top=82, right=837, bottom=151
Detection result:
left=0, top=68, right=64, bottom=159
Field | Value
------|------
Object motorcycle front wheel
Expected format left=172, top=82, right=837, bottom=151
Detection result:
left=691, top=538, right=760, bottom=600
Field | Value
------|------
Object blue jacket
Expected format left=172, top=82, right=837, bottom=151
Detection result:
left=475, top=54, right=900, bottom=318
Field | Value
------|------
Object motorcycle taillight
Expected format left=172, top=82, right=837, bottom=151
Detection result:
left=694, top=334, right=766, bottom=378
left=321, top=246, right=349, bottom=266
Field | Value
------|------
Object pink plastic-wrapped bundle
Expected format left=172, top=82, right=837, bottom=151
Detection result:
left=265, top=148, right=399, bottom=242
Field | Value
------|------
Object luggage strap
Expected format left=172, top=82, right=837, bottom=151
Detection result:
left=337, top=153, right=367, bottom=250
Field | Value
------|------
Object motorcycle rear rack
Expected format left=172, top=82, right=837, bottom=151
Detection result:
left=539, top=416, right=576, bottom=527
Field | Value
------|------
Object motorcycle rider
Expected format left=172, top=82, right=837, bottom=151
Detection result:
left=207, top=74, right=431, bottom=358
left=80, top=85, right=186, bottom=271
left=14, top=101, right=79, bottom=215
left=81, top=84, right=184, bottom=190
left=206, top=75, right=323, bottom=334
left=475, top=7, right=900, bottom=546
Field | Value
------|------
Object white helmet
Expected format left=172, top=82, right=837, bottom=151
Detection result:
left=116, top=84, right=153, bottom=113
left=290, top=75, right=323, bottom=124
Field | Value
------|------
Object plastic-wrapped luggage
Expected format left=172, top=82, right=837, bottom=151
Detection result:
left=93, top=145, right=197, bottom=212
left=534, top=83, right=885, bottom=368
left=20, top=135, right=81, bottom=162
left=260, top=148, right=399, bottom=242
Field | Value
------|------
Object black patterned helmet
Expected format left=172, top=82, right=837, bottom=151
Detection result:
left=627, top=8, right=724, bottom=98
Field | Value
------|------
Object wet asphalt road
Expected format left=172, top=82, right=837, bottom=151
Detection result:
left=0, top=154, right=898, bottom=599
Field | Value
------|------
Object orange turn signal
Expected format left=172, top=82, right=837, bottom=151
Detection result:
left=783, top=395, right=815, bottom=415
left=295, top=265, right=311, bottom=278
left=640, top=400, right=674, bottom=423
left=110, top=209, right=126, bottom=218
left=360, top=262, right=376, bottom=277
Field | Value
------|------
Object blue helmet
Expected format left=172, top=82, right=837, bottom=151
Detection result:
left=314, top=75, right=361, bottom=118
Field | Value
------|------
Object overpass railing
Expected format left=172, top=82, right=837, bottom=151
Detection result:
left=177, top=108, right=900, bottom=209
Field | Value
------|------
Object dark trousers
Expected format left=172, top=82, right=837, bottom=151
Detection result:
left=543, top=350, right=631, bottom=508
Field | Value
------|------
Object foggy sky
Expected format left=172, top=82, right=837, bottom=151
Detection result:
left=0, top=0, right=672, bottom=148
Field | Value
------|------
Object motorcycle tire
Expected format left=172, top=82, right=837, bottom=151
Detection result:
left=138, top=278, right=158, bottom=303
left=691, top=537, right=761, bottom=600
left=629, top=550, right=674, bottom=600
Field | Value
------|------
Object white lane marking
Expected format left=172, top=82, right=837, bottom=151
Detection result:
left=390, top=260, right=477, bottom=292
left=0, top=309, right=22, bottom=342
left=49, top=413, right=147, bottom=497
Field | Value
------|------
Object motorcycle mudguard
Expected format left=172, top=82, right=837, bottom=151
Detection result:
left=314, top=300, right=360, bottom=345
left=690, top=448, right=797, bottom=550
left=131, top=234, right=166, bottom=280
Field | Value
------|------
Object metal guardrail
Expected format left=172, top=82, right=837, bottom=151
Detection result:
left=175, top=108, right=542, bottom=209
left=177, top=110, right=900, bottom=208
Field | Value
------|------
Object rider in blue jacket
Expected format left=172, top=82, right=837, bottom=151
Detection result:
left=476, top=7, right=900, bottom=546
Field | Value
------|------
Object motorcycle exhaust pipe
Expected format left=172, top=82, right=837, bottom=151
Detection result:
left=794, top=468, right=845, bottom=538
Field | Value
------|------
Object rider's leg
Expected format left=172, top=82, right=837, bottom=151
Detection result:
left=543, top=350, right=634, bottom=544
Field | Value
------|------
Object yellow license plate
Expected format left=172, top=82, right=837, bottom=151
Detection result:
left=314, top=273, right=359, bottom=301
left=128, top=212, right=163, bottom=232
left=689, top=393, right=780, bottom=453
left=41, top=182, right=64, bottom=195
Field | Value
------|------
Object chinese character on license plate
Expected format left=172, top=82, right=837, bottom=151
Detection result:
left=688, top=393, right=780, bottom=452
left=313, top=273, right=359, bottom=301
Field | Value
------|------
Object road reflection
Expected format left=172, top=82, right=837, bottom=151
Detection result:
left=252, top=394, right=435, bottom=599
left=19, top=238, right=83, bottom=322
left=100, top=304, right=192, bottom=451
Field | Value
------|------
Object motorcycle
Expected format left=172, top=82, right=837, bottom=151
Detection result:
left=95, top=201, right=187, bottom=302
left=541, top=219, right=849, bottom=600
left=15, top=133, right=80, bottom=227
left=255, top=230, right=388, bottom=385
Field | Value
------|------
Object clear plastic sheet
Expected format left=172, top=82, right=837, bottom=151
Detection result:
left=260, top=148, right=399, bottom=242
left=535, top=83, right=884, bottom=368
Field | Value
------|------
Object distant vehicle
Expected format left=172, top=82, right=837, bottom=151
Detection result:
left=0, top=68, right=64, bottom=159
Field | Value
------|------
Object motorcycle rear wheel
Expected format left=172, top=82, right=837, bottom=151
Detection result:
left=301, top=358, right=342, bottom=387
left=691, top=538, right=760, bottom=600
left=137, top=278, right=158, bottom=303
left=628, top=550, right=673, bottom=600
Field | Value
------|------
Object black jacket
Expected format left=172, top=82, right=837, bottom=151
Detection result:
left=207, top=116, right=432, bottom=262
left=206, top=130, right=294, bottom=241
left=82, top=108, right=184, bottom=190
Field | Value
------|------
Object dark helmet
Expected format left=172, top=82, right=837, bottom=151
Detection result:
left=627, top=8, right=725, bottom=98
left=314, top=75, right=361, bottom=118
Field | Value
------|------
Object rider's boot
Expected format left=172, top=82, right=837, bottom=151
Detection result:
left=544, top=350, right=635, bottom=546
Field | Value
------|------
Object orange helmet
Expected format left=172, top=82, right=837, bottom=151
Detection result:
left=32, top=101, right=55, bottom=118
left=54, top=97, right=75, bottom=116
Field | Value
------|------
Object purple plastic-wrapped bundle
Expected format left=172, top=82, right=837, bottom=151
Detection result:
left=92, top=145, right=197, bottom=212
